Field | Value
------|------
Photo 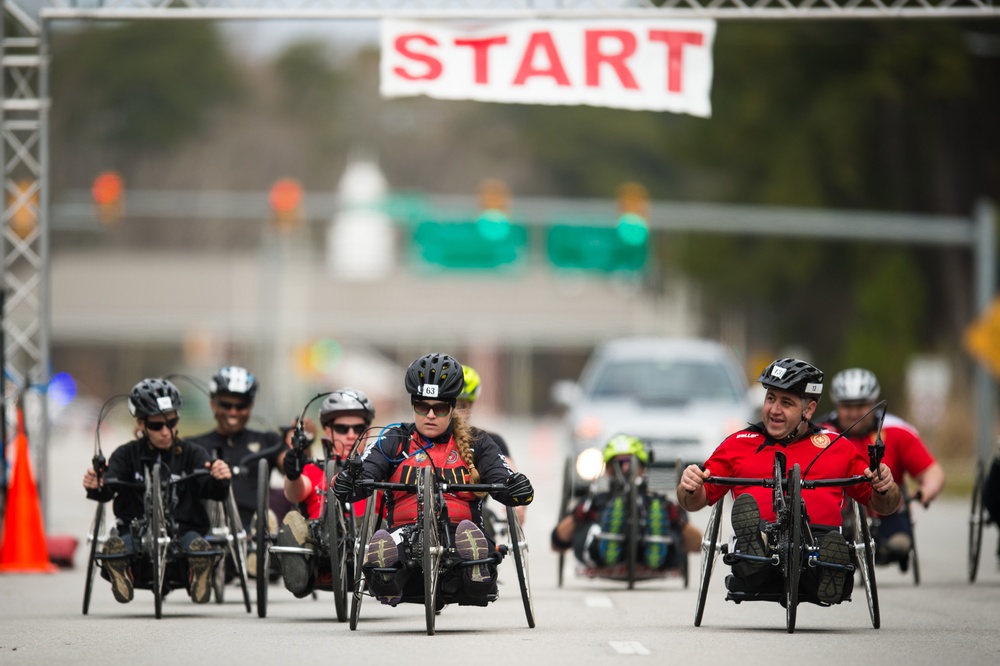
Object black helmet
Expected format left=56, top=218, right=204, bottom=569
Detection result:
left=320, top=388, right=375, bottom=426
left=757, top=358, right=823, bottom=400
left=404, top=353, right=465, bottom=401
left=129, top=378, right=183, bottom=418
left=209, top=366, right=258, bottom=401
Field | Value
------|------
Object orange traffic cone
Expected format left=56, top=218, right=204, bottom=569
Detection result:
left=0, top=405, right=57, bottom=573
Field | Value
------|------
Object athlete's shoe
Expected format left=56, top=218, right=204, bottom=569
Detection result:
left=598, top=496, right=626, bottom=566
left=365, top=530, right=401, bottom=606
left=277, top=511, right=313, bottom=598
left=188, top=537, right=214, bottom=604
left=817, top=531, right=851, bottom=604
left=644, top=497, right=669, bottom=570
left=455, top=520, right=493, bottom=588
left=731, top=493, right=767, bottom=577
left=103, top=536, right=133, bottom=603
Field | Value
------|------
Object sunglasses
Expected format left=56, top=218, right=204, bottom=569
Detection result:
left=145, top=417, right=179, bottom=432
left=330, top=423, right=366, bottom=435
left=412, top=401, right=453, bottom=417
left=217, top=399, right=250, bottom=412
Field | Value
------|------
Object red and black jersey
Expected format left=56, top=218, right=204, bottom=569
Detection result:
left=703, top=422, right=874, bottom=527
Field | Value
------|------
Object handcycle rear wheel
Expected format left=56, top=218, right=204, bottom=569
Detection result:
left=557, top=456, right=573, bottom=588
left=255, top=458, right=270, bottom=618
left=507, top=503, right=536, bottom=628
left=325, top=460, right=348, bottom=622
left=150, top=462, right=168, bottom=620
left=851, top=498, right=881, bottom=629
left=969, top=458, right=985, bottom=583
left=420, top=467, right=441, bottom=636
left=784, top=464, right=802, bottom=634
left=694, top=495, right=724, bottom=627
left=208, top=499, right=227, bottom=604
left=82, top=501, right=106, bottom=615
left=224, top=489, right=252, bottom=613
left=350, top=489, right=377, bottom=631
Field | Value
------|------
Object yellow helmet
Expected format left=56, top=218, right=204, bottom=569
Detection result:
left=602, top=434, right=650, bottom=465
left=459, top=365, right=482, bottom=403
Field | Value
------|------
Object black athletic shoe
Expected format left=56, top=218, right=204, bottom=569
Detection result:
left=731, top=493, right=767, bottom=577
left=817, top=531, right=851, bottom=604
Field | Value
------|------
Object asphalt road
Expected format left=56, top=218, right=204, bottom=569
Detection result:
left=2, top=418, right=999, bottom=665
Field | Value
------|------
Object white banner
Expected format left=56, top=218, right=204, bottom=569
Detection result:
left=380, top=19, right=716, bottom=117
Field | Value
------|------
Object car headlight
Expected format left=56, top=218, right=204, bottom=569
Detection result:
left=575, top=447, right=605, bottom=482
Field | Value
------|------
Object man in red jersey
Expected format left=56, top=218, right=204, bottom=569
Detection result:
left=817, top=367, right=944, bottom=567
left=678, top=358, right=900, bottom=605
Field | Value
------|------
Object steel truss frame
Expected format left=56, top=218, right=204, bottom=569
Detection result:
left=2, top=0, right=998, bottom=516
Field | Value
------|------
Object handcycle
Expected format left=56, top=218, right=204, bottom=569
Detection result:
left=556, top=452, right=688, bottom=589
left=254, top=398, right=361, bottom=621
left=693, top=450, right=880, bottom=633
left=348, top=465, right=535, bottom=635
left=83, top=461, right=226, bottom=618
left=968, top=455, right=998, bottom=582
left=842, top=486, right=923, bottom=585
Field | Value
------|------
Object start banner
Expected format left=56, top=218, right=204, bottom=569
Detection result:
left=380, top=19, right=716, bottom=117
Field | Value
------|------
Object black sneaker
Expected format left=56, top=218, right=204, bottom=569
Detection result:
left=103, top=536, right=133, bottom=603
left=277, top=511, right=313, bottom=598
left=817, top=531, right=851, bottom=604
left=455, top=520, right=493, bottom=588
left=365, top=529, right=401, bottom=606
left=188, top=537, right=214, bottom=604
left=731, top=493, right=767, bottom=577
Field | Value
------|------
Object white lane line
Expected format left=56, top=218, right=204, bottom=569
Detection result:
left=585, top=595, right=614, bottom=608
left=609, top=641, right=650, bottom=655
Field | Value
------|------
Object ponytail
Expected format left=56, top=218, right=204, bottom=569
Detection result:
left=451, top=417, right=484, bottom=492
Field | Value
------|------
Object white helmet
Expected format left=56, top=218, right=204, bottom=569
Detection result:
left=831, top=368, right=880, bottom=403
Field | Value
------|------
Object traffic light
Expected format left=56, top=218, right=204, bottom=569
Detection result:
left=545, top=182, right=650, bottom=273
left=91, top=171, right=125, bottom=226
left=269, top=178, right=303, bottom=232
left=7, top=179, right=38, bottom=239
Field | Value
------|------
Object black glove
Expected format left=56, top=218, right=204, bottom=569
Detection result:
left=283, top=447, right=306, bottom=481
left=332, top=471, right=356, bottom=499
left=505, top=472, right=534, bottom=506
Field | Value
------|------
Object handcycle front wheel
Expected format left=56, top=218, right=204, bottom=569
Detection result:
left=420, top=467, right=441, bottom=636
left=350, top=489, right=377, bottom=631
left=224, top=489, right=252, bottom=613
left=625, top=455, right=639, bottom=590
left=556, top=456, right=574, bottom=589
left=325, top=460, right=349, bottom=623
left=694, top=495, right=724, bottom=627
left=255, top=458, right=270, bottom=618
left=784, top=463, right=802, bottom=634
left=507, top=503, right=536, bottom=628
left=150, top=462, right=168, bottom=620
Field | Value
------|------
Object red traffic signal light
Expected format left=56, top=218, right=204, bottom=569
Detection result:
left=269, top=178, right=303, bottom=232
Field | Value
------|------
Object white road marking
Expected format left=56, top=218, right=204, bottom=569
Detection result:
left=585, top=595, right=613, bottom=608
left=609, top=641, right=650, bottom=655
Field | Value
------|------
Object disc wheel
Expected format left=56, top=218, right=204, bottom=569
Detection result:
left=325, top=460, right=348, bottom=622
left=557, top=456, right=575, bottom=588
left=852, top=498, right=881, bottom=629
left=224, top=490, right=252, bottom=613
left=255, top=458, right=270, bottom=618
left=784, top=464, right=802, bottom=634
left=350, top=489, right=377, bottom=631
left=694, top=496, right=723, bottom=627
left=82, top=501, right=106, bottom=615
left=420, top=467, right=441, bottom=636
left=625, top=456, right=639, bottom=590
left=507, top=504, right=536, bottom=628
left=969, top=459, right=985, bottom=583
left=150, top=462, right=168, bottom=620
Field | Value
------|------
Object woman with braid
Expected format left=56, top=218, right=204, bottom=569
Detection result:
left=332, top=353, right=534, bottom=607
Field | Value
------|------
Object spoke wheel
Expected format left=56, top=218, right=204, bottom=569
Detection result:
left=557, top=456, right=574, bottom=588
left=82, top=501, right=105, bottom=615
left=225, top=490, right=252, bottom=613
left=852, top=499, right=881, bottom=629
left=325, top=460, right=348, bottom=622
left=969, top=459, right=985, bottom=583
left=420, top=467, right=441, bottom=636
left=507, top=504, right=535, bottom=628
left=784, top=464, right=802, bottom=634
left=150, top=462, right=167, bottom=620
left=255, top=458, right=270, bottom=618
left=209, top=499, right=226, bottom=604
left=694, top=496, right=724, bottom=627
left=625, top=456, right=639, bottom=590
left=350, top=490, right=377, bottom=631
